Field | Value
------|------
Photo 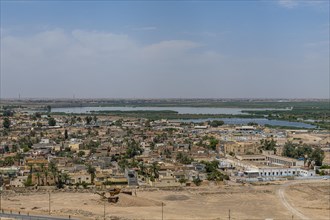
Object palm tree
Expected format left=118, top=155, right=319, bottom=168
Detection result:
left=86, top=164, right=96, bottom=184
left=60, top=173, right=71, bottom=185
left=49, top=161, right=58, bottom=185
left=118, top=159, right=129, bottom=172
left=176, top=152, right=184, bottom=162
left=179, top=177, right=187, bottom=185
left=40, top=163, right=45, bottom=172
left=40, top=164, right=45, bottom=185
left=44, top=170, right=49, bottom=185
left=138, top=162, right=146, bottom=176
left=130, top=158, right=138, bottom=168
left=29, top=164, right=33, bottom=174
left=14, top=153, right=23, bottom=165
left=35, top=172, right=41, bottom=186
left=193, top=176, right=202, bottom=186
left=150, top=162, right=160, bottom=178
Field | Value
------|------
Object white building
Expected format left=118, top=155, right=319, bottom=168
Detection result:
left=299, top=169, right=316, bottom=177
left=258, top=167, right=301, bottom=177
left=10, top=176, right=28, bottom=187
left=40, top=138, right=50, bottom=144
left=244, top=167, right=315, bottom=178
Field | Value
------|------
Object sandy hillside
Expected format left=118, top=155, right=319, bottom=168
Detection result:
left=2, top=180, right=329, bottom=220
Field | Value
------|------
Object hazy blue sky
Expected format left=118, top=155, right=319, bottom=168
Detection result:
left=1, top=0, right=329, bottom=99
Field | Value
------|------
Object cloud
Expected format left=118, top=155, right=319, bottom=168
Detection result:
left=131, top=26, right=157, bottom=31
left=277, top=0, right=327, bottom=8
left=182, top=31, right=221, bottom=38
left=278, top=0, right=299, bottom=8
left=1, top=29, right=328, bottom=99
left=304, top=40, right=329, bottom=47
left=1, top=29, right=224, bottom=98
left=71, top=30, right=136, bottom=52
left=144, top=40, right=200, bottom=52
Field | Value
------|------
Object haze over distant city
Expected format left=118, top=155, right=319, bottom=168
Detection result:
left=1, top=0, right=329, bottom=99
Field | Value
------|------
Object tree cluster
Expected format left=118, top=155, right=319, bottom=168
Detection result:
left=282, top=141, right=324, bottom=166
left=201, top=160, right=229, bottom=181
left=3, top=117, right=11, bottom=129
left=3, top=110, right=14, bottom=117
left=48, top=117, right=56, bottom=126
left=208, top=120, right=224, bottom=127
left=259, top=139, right=276, bottom=151
left=176, top=152, right=194, bottom=164
left=125, top=140, right=143, bottom=158
left=208, top=137, right=219, bottom=151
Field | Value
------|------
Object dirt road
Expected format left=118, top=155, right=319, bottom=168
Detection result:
left=277, top=182, right=309, bottom=220
left=277, top=179, right=330, bottom=220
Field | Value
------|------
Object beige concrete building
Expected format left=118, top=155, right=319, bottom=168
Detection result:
left=69, top=171, right=91, bottom=184
left=224, top=141, right=259, bottom=155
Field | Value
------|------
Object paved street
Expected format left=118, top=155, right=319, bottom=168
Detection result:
left=0, top=212, right=76, bottom=220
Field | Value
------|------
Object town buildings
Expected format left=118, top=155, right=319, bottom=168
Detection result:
left=0, top=111, right=327, bottom=189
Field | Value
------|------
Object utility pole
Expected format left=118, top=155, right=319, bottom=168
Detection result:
left=0, top=185, right=3, bottom=211
left=162, top=202, right=164, bottom=220
left=48, top=192, right=51, bottom=215
left=228, top=209, right=231, bottom=220
left=103, top=199, right=106, bottom=220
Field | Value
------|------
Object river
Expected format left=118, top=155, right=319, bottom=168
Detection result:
left=49, top=106, right=315, bottom=128
left=51, top=106, right=290, bottom=115
left=178, top=118, right=316, bottom=129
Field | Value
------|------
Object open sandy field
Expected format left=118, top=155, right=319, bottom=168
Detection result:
left=323, top=152, right=330, bottom=165
left=289, top=133, right=329, bottom=145
left=2, top=180, right=329, bottom=220
left=283, top=181, right=330, bottom=220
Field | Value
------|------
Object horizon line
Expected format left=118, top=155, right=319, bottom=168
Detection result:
left=0, top=97, right=328, bottom=101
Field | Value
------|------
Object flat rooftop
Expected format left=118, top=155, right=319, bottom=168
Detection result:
left=265, top=154, right=300, bottom=163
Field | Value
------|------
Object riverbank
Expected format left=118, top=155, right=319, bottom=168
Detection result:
left=45, top=109, right=317, bottom=129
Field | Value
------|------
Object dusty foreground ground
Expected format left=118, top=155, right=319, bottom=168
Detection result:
left=2, top=180, right=329, bottom=220
left=284, top=181, right=330, bottom=220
